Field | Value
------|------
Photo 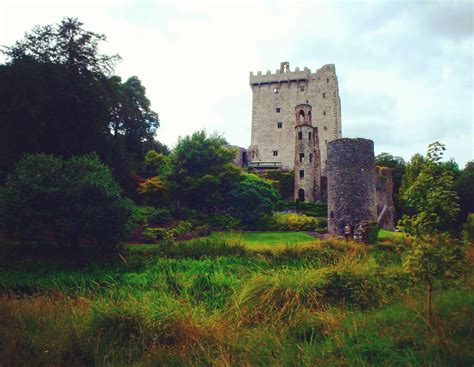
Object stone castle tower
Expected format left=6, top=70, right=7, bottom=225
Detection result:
left=294, top=103, right=321, bottom=202
left=248, top=61, right=342, bottom=178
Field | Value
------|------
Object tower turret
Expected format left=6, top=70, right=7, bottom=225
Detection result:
left=294, top=104, right=321, bottom=202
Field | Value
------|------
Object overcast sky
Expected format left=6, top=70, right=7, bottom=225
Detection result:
left=1, top=0, right=472, bottom=166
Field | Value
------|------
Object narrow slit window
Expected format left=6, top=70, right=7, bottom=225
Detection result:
left=299, top=170, right=305, bottom=178
left=308, top=132, right=312, bottom=141
left=323, top=110, right=326, bottom=116
left=299, top=153, right=304, bottom=162
left=276, top=108, right=281, bottom=113
left=298, top=131, right=303, bottom=140
left=322, top=92, right=326, bottom=98
left=277, top=122, right=282, bottom=129
left=273, top=150, right=278, bottom=156
left=309, top=153, right=313, bottom=162
left=324, top=126, right=327, bottom=131
left=327, top=78, right=329, bottom=83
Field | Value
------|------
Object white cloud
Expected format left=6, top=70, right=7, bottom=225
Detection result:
left=0, top=0, right=472, bottom=166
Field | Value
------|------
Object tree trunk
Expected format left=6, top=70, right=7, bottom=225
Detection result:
left=425, top=280, right=432, bottom=327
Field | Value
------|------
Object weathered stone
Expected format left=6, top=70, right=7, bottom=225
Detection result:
left=249, top=62, right=342, bottom=177
left=327, top=138, right=377, bottom=236
left=293, top=104, right=321, bottom=202
left=375, top=166, right=395, bottom=230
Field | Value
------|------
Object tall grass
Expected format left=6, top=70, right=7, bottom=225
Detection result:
left=0, top=236, right=472, bottom=366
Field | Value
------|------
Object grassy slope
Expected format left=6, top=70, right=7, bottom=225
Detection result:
left=0, top=234, right=472, bottom=366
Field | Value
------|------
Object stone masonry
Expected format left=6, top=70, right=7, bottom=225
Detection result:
left=375, top=166, right=396, bottom=230
left=327, top=138, right=377, bottom=235
left=249, top=61, right=342, bottom=176
left=293, top=104, right=321, bottom=202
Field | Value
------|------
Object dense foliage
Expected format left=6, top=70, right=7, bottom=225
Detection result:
left=0, top=154, right=132, bottom=251
left=0, top=18, right=161, bottom=191
left=400, top=142, right=459, bottom=234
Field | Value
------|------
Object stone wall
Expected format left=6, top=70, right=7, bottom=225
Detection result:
left=225, top=145, right=248, bottom=167
left=327, top=138, right=376, bottom=235
left=249, top=62, right=342, bottom=176
left=375, top=166, right=395, bottom=230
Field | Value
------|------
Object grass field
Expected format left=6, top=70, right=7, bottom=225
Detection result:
left=0, top=233, right=472, bottom=366
left=209, top=231, right=316, bottom=249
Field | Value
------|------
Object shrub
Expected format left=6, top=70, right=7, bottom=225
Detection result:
left=0, top=154, right=132, bottom=252
left=271, top=212, right=325, bottom=231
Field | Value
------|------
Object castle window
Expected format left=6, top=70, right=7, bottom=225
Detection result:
left=299, top=170, right=305, bottom=178
left=277, top=122, right=282, bottom=129
left=327, top=78, right=329, bottom=83
left=299, top=153, right=304, bottom=162
left=324, top=126, right=327, bottom=131
left=276, top=108, right=281, bottom=113
left=323, top=111, right=326, bottom=116
left=273, top=87, right=279, bottom=94
left=299, top=86, right=305, bottom=92
left=273, top=150, right=278, bottom=156
left=308, top=132, right=312, bottom=141
left=298, top=131, right=303, bottom=140
left=310, top=153, right=313, bottom=162
left=322, top=92, right=326, bottom=98
left=330, top=210, right=334, bottom=219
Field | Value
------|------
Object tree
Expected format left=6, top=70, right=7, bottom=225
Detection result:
left=403, top=234, right=465, bottom=326
left=0, top=18, right=161, bottom=191
left=227, top=173, right=280, bottom=226
left=0, top=154, right=132, bottom=251
left=454, top=161, right=474, bottom=224
left=168, top=130, right=241, bottom=212
left=400, top=142, right=459, bottom=234
left=2, top=17, right=120, bottom=76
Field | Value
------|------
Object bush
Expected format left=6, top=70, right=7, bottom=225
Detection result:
left=0, top=154, right=132, bottom=252
left=277, top=201, right=328, bottom=217
left=270, top=212, right=326, bottom=231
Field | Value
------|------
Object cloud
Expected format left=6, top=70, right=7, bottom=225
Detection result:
left=0, top=0, right=472, bottom=166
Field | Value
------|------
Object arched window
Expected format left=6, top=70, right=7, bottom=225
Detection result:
left=298, top=189, right=305, bottom=202
left=299, top=110, right=305, bottom=124
left=309, top=153, right=313, bottom=162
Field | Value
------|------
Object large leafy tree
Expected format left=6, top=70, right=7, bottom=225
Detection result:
left=2, top=17, right=120, bottom=75
left=0, top=18, right=160, bottom=190
left=227, top=173, right=280, bottom=227
left=454, top=161, right=474, bottom=225
left=400, top=142, right=460, bottom=234
left=168, top=130, right=241, bottom=212
left=0, top=154, right=132, bottom=251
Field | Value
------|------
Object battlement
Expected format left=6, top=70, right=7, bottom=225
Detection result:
left=249, top=62, right=337, bottom=86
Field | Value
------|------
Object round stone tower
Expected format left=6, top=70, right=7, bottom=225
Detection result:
left=294, top=104, right=320, bottom=202
left=327, top=138, right=376, bottom=235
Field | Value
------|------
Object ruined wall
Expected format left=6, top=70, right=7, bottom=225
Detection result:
left=327, top=138, right=376, bottom=235
left=249, top=62, right=341, bottom=175
left=225, top=145, right=248, bottom=167
left=375, top=166, right=395, bottom=230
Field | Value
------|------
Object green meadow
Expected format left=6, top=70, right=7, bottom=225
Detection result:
left=1, top=233, right=472, bottom=366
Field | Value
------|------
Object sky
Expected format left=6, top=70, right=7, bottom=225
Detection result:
left=1, top=0, right=473, bottom=166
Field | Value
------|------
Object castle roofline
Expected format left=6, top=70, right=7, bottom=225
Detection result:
left=249, top=62, right=336, bottom=86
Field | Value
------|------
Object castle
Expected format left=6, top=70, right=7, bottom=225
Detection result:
left=248, top=61, right=341, bottom=201
left=231, top=61, right=395, bottom=234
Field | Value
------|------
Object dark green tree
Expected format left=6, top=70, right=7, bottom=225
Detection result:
left=227, top=173, right=280, bottom=227
left=0, top=154, right=132, bottom=251
left=168, top=130, right=241, bottom=212
left=2, top=17, right=120, bottom=75
left=454, top=161, right=474, bottom=225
